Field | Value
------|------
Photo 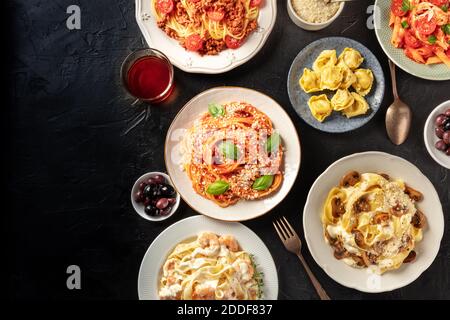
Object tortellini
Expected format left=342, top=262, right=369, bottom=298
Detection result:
left=337, top=48, right=364, bottom=70
left=320, top=66, right=343, bottom=91
left=298, top=48, right=374, bottom=122
left=341, top=92, right=369, bottom=118
left=352, top=69, right=374, bottom=96
left=308, top=94, right=332, bottom=122
left=312, top=50, right=337, bottom=72
left=331, top=89, right=355, bottom=111
left=299, top=68, right=321, bottom=93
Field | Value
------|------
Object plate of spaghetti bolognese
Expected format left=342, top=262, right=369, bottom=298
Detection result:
left=135, top=0, right=276, bottom=73
left=164, top=87, right=301, bottom=221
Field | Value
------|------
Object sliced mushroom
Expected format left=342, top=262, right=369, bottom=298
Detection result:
left=404, top=185, right=423, bottom=202
left=351, top=254, right=367, bottom=267
left=373, top=212, right=390, bottom=224
left=353, top=195, right=370, bottom=213
left=361, top=252, right=371, bottom=267
left=324, top=230, right=337, bottom=245
left=352, top=230, right=365, bottom=248
left=340, top=171, right=361, bottom=188
left=411, top=210, right=427, bottom=229
left=331, top=197, right=346, bottom=218
left=367, top=252, right=378, bottom=264
left=390, top=203, right=408, bottom=217
left=403, top=250, right=416, bottom=263
left=333, top=243, right=349, bottom=260
left=379, top=173, right=390, bottom=181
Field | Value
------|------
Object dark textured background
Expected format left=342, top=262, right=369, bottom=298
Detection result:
left=6, top=0, right=449, bottom=300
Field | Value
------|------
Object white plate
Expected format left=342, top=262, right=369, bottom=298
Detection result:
left=424, top=100, right=450, bottom=169
left=164, top=87, right=301, bottom=221
left=138, top=215, right=279, bottom=299
left=303, top=151, right=444, bottom=293
left=135, top=0, right=277, bottom=74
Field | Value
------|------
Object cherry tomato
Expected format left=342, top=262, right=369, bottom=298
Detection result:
left=391, top=0, right=408, bottom=17
left=207, top=10, right=225, bottom=21
left=417, top=44, right=435, bottom=58
left=250, top=0, right=263, bottom=7
left=156, top=0, right=174, bottom=14
left=415, top=15, right=437, bottom=35
left=430, top=0, right=448, bottom=6
left=185, top=34, right=203, bottom=51
left=404, top=31, right=421, bottom=48
left=225, top=35, right=243, bottom=49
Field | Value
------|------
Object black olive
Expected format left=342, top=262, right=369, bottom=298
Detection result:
left=160, top=184, right=175, bottom=197
left=144, top=204, right=159, bottom=216
left=143, top=184, right=154, bottom=198
left=444, top=121, right=450, bottom=132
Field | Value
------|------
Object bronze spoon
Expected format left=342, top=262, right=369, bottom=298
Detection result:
left=385, top=60, right=412, bottom=145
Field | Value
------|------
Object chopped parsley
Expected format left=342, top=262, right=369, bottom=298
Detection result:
left=442, top=5, right=448, bottom=12
left=428, top=35, right=437, bottom=44
left=401, top=0, right=411, bottom=12
left=249, top=254, right=264, bottom=299
left=401, top=21, right=409, bottom=29
left=442, top=24, right=450, bottom=35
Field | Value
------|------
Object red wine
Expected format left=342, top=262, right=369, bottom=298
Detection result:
left=126, top=56, right=172, bottom=102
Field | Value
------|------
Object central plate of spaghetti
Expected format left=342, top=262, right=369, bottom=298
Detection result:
left=136, top=0, right=277, bottom=73
left=165, top=87, right=301, bottom=221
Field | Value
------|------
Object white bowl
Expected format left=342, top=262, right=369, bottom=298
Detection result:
left=164, top=87, right=301, bottom=221
left=135, top=0, right=277, bottom=74
left=287, top=0, right=345, bottom=31
left=303, top=151, right=444, bottom=293
left=138, top=215, right=279, bottom=300
left=131, top=172, right=180, bottom=222
left=424, top=100, right=450, bottom=169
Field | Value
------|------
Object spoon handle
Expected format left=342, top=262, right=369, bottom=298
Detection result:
left=389, top=60, right=399, bottom=100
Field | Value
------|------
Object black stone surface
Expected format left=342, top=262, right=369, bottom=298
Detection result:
left=6, top=0, right=449, bottom=300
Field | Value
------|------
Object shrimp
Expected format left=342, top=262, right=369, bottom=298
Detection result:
left=198, top=232, right=220, bottom=249
left=232, top=258, right=254, bottom=282
left=219, top=235, right=240, bottom=252
left=192, top=283, right=216, bottom=300
left=163, top=258, right=178, bottom=276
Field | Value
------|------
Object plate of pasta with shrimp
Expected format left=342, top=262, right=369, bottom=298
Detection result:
left=374, top=0, right=450, bottom=80
left=135, top=0, right=277, bottom=73
left=138, top=215, right=278, bottom=300
left=164, top=87, right=301, bottom=221
left=303, top=151, right=444, bottom=292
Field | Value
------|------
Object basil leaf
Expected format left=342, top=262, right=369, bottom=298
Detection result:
left=442, top=5, right=448, bottom=12
left=208, top=103, right=225, bottom=118
left=442, top=24, right=450, bottom=35
left=428, top=35, right=437, bottom=44
left=401, top=21, right=409, bottom=29
left=219, top=141, right=239, bottom=160
left=401, top=0, right=410, bottom=12
left=206, top=180, right=229, bottom=195
left=252, top=175, right=274, bottom=191
left=265, top=133, right=281, bottom=154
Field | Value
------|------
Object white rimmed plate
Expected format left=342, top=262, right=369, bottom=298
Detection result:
left=424, top=100, right=450, bottom=169
left=303, top=151, right=444, bottom=293
left=374, top=0, right=450, bottom=81
left=138, top=215, right=279, bottom=299
left=164, top=86, right=301, bottom=221
left=135, top=0, right=276, bottom=74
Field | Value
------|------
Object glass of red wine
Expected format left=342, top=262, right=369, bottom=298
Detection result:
left=120, top=48, right=174, bottom=135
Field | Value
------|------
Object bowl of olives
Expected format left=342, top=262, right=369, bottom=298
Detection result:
left=131, top=172, right=180, bottom=221
left=424, top=100, right=450, bottom=169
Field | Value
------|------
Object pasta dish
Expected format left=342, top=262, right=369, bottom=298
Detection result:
left=390, top=0, right=450, bottom=67
left=321, top=171, right=426, bottom=274
left=159, top=232, right=263, bottom=300
left=151, top=0, right=263, bottom=55
left=180, top=101, right=283, bottom=207
left=299, top=48, right=374, bottom=122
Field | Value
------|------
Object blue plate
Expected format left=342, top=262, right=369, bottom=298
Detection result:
left=287, top=37, right=385, bottom=133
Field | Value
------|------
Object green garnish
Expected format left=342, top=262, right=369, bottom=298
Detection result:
left=252, top=175, right=274, bottom=191
left=265, top=132, right=281, bottom=154
left=401, top=0, right=411, bottom=12
left=249, top=254, right=264, bottom=299
left=401, top=21, right=409, bottom=29
left=442, top=24, right=450, bottom=35
left=206, top=180, right=229, bottom=195
left=208, top=103, right=225, bottom=118
left=218, top=140, right=239, bottom=160
left=428, top=35, right=437, bottom=44
left=441, top=5, right=448, bottom=12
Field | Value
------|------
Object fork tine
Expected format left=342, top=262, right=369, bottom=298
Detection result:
left=275, top=219, right=289, bottom=239
left=282, top=216, right=299, bottom=238
left=273, top=222, right=285, bottom=242
left=279, top=217, right=294, bottom=238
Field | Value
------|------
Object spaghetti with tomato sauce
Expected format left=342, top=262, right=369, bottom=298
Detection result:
left=389, top=0, right=450, bottom=67
left=180, top=102, right=283, bottom=207
left=152, top=0, right=262, bottom=55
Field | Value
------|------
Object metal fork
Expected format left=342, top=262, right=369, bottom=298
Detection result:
left=273, top=216, right=330, bottom=300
